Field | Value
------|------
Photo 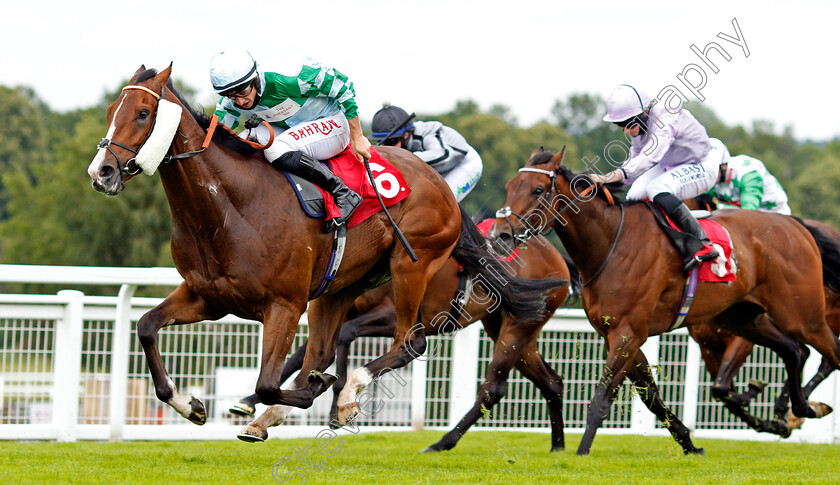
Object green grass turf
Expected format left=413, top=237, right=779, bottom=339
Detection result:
left=2, top=431, right=837, bottom=484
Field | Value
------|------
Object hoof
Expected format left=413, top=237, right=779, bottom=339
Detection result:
left=309, top=370, right=339, bottom=388
left=187, top=396, right=207, bottom=425
left=687, top=448, right=705, bottom=456
left=328, top=415, right=342, bottom=430
left=421, top=445, right=442, bottom=453
left=748, top=379, right=767, bottom=394
left=810, top=401, right=833, bottom=419
left=229, top=401, right=256, bottom=417
left=337, top=402, right=360, bottom=424
left=237, top=425, right=268, bottom=443
left=786, top=410, right=805, bottom=431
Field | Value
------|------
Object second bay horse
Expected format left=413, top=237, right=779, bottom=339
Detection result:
left=490, top=147, right=840, bottom=455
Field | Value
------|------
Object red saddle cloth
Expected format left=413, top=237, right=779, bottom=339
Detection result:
left=668, top=218, right=737, bottom=282
left=320, top=146, right=411, bottom=229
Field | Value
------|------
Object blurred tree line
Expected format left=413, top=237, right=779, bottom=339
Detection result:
left=0, top=82, right=838, bottom=295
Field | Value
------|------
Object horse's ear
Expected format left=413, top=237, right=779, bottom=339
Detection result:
left=549, top=145, right=566, bottom=166
left=128, top=64, right=146, bottom=84
left=156, top=62, right=173, bottom=85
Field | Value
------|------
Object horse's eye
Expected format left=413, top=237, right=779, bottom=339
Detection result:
left=138, top=109, right=150, bottom=120
left=532, top=187, right=545, bottom=196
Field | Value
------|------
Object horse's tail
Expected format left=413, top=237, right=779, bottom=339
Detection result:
left=561, top=254, right=583, bottom=308
left=794, top=217, right=840, bottom=294
left=452, top=205, right=568, bottom=322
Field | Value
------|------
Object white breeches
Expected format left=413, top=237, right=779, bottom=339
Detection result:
left=440, top=147, right=483, bottom=202
left=243, top=114, right=351, bottom=161
left=626, top=138, right=728, bottom=201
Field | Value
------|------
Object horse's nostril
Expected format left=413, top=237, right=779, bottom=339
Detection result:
left=99, top=165, right=114, bottom=179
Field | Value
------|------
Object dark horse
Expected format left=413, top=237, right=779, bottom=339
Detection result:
left=684, top=197, right=839, bottom=435
left=490, top=147, right=840, bottom=455
left=232, top=233, right=574, bottom=450
left=86, top=65, right=562, bottom=437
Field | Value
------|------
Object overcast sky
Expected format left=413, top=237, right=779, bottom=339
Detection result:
left=3, top=1, right=838, bottom=142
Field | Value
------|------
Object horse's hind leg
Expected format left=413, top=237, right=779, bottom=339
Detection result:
left=704, top=329, right=785, bottom=434
left=329, top=303, right=397, bottom=425
left=627, top=351, right=704, bottom=455
left=714, top=305, right=816, bottom=420
left=512, top=340, right=565, bottom=451
left=424, top=315, right=544, bottom=453
left=136, top=283, right=223, bottom=425
left=337, top=250, right=452, bottom=424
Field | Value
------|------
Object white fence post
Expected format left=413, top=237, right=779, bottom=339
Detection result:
left=448, top=324, right=481, bottom=428
left=631, top=336, right=660, bottom=434
left=109, top=284, right=137, bottom=442
left=410, top=358, right=427, bottom=430
left=53, top=290, right=85, bottom=442
left=682, top=337, right=702, bottom=430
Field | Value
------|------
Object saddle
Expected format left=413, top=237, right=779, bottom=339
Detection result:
left=646, top=202, right=736, bottom=282
left=283, top=147, right=411, bottom=229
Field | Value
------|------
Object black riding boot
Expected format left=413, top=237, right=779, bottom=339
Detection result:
left=272, top=151, right=362, bottom=232
left=654, top=193, right=719, bottom=272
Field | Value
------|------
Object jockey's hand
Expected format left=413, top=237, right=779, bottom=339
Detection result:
left=352, top=134, right=372, bottom=161
left=589, top=170, right=622, bottom=185
left=347, top=116, right=372, bottom=160
left=244, top=115, right=261, bottom=130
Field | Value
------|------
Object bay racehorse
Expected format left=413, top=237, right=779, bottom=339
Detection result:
left=86, top=65, right=563, bottom=436
left=231, top=232, right=574, bottom=450
left=489, top=147, right=840, bottom=455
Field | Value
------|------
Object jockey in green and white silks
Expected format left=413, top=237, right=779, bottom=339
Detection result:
left=710, top=154, right=791, bottom=215
left=209, top=49, right=369, bottom=232
left=369, top=104, right=484, bottom=202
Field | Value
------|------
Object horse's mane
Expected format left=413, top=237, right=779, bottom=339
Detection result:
left=133, top=69, right=258, bottom=157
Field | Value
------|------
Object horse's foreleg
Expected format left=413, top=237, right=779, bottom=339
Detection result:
left=274, top=294, right=359, bottom=409
left=424, top=320, right=541, bottom=453
left=230, top=339, right=310, bottom=418
left=254, top=301, right=306, bottom=406
left=577, top=327, right=641, bottom=455
left=628, top=351, right=704, bottom=454
left=136, top=283, right=222, bottom=425
left=329, top=304, right=398, bottom=425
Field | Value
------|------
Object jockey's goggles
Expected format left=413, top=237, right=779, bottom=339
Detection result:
left=614, top=116, right=641, bottom=129
left=221, top=82, right=254, bottom=99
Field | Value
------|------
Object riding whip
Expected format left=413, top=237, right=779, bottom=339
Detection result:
left=365, top=112, right=419, bottom=262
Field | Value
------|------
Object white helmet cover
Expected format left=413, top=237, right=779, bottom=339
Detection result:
left=603, top=84, right=651, bottom=122
left=209, top=49, right=259, bottom=94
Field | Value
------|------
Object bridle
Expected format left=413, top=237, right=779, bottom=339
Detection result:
left=496, top=165, right=624, bottom=287
left=96, top=85, right=214, bottom=176
left=496, top=167, right=615, bottom=243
